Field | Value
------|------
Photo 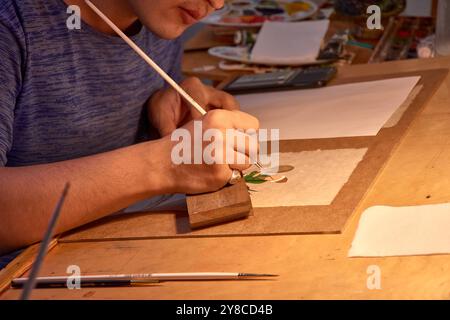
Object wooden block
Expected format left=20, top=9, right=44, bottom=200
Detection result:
left=186, top=180, right=253, bottom=229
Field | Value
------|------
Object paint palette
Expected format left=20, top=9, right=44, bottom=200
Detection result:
left=202, top=0, right=318, bottom=27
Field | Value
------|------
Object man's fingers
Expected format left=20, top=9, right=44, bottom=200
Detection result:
left=229, top=110, right=260, bottom=131
left=180, top=77, right=240, bottom=117
left=228, top=152, right=253, bottom=172
left=205, top=109, right=259, bottom=132
left=225, top=131, right=259, bottom=163
left=179, top=77, right=209, bottom=119
left=229, top=163, right=252, bottom=172
left=201, top=110, right=260, bottom=166
left=204, top=86, right=240, bottom=111
left=182, top=76, right=240, bottom=112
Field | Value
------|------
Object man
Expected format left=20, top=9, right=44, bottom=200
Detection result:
left=0, top=0, right=259, bottom=257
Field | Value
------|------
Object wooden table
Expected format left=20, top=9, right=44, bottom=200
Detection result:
left=2, top=56, right=450, bottom=300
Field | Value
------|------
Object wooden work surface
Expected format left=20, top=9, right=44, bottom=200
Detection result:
left=2, top=57, right=450, bottom=299
left=58, top=69, right=446, bottom=240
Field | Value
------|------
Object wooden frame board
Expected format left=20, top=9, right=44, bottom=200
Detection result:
left=60, top=69, right=448, bottom=242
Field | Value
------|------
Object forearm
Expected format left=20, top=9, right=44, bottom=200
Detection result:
left=0, top=138, right=174, bottom=254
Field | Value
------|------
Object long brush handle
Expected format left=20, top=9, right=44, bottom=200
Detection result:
left=84, top=0, right=263, bottom=169
left=84, top=0, right=207, bottom=116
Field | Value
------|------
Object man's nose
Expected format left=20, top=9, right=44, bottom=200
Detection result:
left=208, top=0, right=225, bottom=10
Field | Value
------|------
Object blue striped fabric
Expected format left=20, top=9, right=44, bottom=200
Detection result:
left=0, top=0, right=183, bottom=167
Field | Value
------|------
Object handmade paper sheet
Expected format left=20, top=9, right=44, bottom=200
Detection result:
left=349, top=203, right=450, bottom=257
left=246, top=149, right=368, bottom=207
left=237, top=76, right=421, bottom=140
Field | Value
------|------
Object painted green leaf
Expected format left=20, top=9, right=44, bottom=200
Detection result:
left=244, top=171, right=270, bottom=184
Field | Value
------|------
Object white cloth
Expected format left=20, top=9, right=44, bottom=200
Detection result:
left=349, top=203, right=450, bottom=257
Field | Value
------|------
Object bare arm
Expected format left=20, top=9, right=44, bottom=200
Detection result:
left=0, top=109, right=259, bottom=255
left=0, top=138, right=175, bottom=254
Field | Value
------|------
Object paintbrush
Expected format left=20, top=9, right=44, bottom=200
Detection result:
left=20, top=183, right=70, bottom=300
left=84, top=0, right=206, bottom=116
left=13, top=273, right=278, bottom=289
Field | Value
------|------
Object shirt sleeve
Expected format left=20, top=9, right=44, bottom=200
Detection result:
left=0, top=7, right=25, bottom=166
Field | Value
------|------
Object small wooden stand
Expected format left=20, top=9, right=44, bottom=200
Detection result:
left=186, top=180, right=253, bottom=229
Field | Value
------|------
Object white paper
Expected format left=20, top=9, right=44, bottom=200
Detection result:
left=246, top=149, right=367, bottom=207
left=349, top=203, right=450, bottom=257
left=237, top=76, right=420, bottom=140
left=250, top=20, right=330, bottom=64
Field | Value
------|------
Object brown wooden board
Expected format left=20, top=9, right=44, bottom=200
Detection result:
left=0, top=239, right=58, bottom=295
left=187, top=180, right=252, bottom=229
left=60, top=69, right=448, bottom=242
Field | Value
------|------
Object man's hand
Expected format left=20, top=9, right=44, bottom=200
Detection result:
left=148, top=77, right=239, bottom=137
left=149, top=77, right=260, bottom=194
left=163, top=109, right=260, bottom=195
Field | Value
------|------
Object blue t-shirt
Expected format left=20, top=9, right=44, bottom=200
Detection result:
left=0, top=0, right=183, bottom=167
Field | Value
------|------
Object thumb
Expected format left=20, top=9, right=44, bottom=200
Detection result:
left=152, top=88, right=183, bottom=137
left=159, top=120, right=178, bottom=137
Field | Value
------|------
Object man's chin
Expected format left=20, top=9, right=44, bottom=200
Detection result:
left=147, top=23, right=187, bottom=40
